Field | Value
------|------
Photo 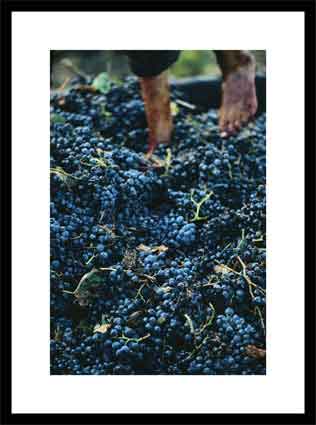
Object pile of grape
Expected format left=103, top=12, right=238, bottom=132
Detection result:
left=50, top=76, right=266, bottom=375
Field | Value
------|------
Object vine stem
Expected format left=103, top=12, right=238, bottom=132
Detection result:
left=214, top=259, right=266, bottom=296
left=116, top=333, right=151, bottom=344
left=255, top=306, right=266, bottom=335
left=190, top=189, right=213, bottom=222
left=162, top=148, right=172, bottom=176
left=196, top=302, right=216, bottom=335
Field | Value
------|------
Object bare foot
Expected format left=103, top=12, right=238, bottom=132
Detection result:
left=139, top=71, right=172, bottom=156
left=218, top=53, right=258, bottom=137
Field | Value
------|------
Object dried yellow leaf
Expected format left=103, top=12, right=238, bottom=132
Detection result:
left=93, top=323, right=111, bottom=334
left=214, top=264, right=229, bottom=274
left=137, top=244, right=168, bottom=254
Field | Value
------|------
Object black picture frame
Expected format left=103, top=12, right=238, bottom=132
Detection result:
left=1, top=1, right=315, bottom=424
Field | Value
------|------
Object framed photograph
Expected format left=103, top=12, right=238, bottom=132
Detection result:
left=1, top=0, right=315, bottom=423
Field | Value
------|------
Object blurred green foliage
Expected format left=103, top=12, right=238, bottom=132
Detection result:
left=170, top=51, right=220, bottom=78
left=170, top=50, right=265, bottom=78
left=51, top=50, right=265, bottom=88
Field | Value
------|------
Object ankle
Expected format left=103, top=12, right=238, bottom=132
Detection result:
left=139, top=71, right=172, bottom=151
left=217, top=51, right=255, bottom=79
left=139, top=71, right=169, bottom=100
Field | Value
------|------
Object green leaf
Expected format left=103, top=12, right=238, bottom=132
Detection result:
left=51, top=113, right=66, bottom=124
left=68, top=268, right=103, bottom=296
left=92, top=72, right=111, bottom=94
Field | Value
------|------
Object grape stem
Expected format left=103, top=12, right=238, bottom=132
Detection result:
left=116, top=333, right=151, bottom=345
left=162, top=148, right=172, bottom=176
left=214, top=258, right=266, bottom=297
left=255, top=306, right=265, bottom=335
left=85, top=254, right=96, bottom=265
left=134, top=283, right=146, bottom=303
left=190, top=189, right=213, bottom=222
left=196, top=302, right=216, bottom=335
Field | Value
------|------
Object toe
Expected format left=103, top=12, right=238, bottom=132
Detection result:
left=234, top=120, right=241, bottom=131
left=240, top=111, right=250, bottom=125
left=247, top=99, right=258, bottom=117
left=233, top=111, right=243, bottom=131
left=227, top=121, right=236, bottom=135
left=226, top=109, right=239, bottom=135
left=219, top=109, right=229, bottom=137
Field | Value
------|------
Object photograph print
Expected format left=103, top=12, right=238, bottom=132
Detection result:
left=50, top=50, right=266, bottom=375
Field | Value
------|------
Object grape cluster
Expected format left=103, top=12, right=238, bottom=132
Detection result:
left=50, top=76, right=266, bottom=375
